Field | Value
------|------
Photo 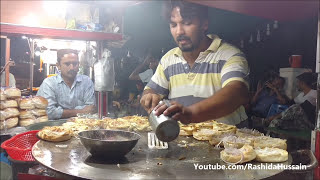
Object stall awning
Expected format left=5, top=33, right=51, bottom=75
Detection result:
left=188, top=0, right=319, bottom=21
left=0, top=23, right=122, bottom=41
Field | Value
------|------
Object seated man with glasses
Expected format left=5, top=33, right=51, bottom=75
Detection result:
left=37, top=49, right=96, bottom=120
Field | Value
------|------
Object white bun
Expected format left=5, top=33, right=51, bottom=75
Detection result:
left=255, top=147, right=288, bottom=163
left=254, top=136, right=287, bottom=150
left=19, top=98, right=35, bottom=109
left=31, top=109, right=47, bottom=117
left=220, top=144, right=256, bottom=164
left=4, top=88, right=21, bottom=99
left=19, top=118, right=35, bottom=126
left=19, top=110, right=35, bottom=119
left=32, top=96, right=48, bottom=109
left=0, top=90, right=6, bottom=101
left=36, top=115, right=48, bottom=123
left=0, top=100, right=18, bottom=109
left=0, top=117, right=19, bottom=129
left=222, top=135, right=253, bottom=148
left=193, top=129, right=216, bottom=141
left=0, top=108, right=20, bottom=120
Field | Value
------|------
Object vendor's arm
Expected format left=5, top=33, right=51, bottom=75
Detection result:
left=140, top=61, right=168, bottom=113
left=155, top=81, right=248, bottom=124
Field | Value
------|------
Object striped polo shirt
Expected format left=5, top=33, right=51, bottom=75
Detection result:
left=145, top=35, right=249, bottom=125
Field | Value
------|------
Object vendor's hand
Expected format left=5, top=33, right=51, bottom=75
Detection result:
left=154, top=101, right=193, bottom=124
left=140, top=93, right=161, bottom=114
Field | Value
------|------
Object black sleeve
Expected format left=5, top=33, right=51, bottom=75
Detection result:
left=300, top=100, right=316, bottom=125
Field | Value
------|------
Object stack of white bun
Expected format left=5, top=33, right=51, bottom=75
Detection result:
left=19, top=96, right=49, bottom=126
left=0, top=88, right=21, bottom=129
left=218, top=128, right=288, bottom=164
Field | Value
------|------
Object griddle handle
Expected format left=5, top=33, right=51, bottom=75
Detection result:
left=304, top=150, right=318, bottom=170
left=292, top=149, right=318, bottom=171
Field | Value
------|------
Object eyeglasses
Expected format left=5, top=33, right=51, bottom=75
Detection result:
left=63, top=62, right=79, bottom=66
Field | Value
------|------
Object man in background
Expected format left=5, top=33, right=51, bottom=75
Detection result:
left=0, top=61, right=16, bottom=87
left=0, top=71, right=16, bottom=87
left=250, top=76, right=289, bottom=118
left=266, top=72, right=317, bottom=130
left=37, top=49, right=96, bottom=120
left=129, top=52, right=159, bottom=84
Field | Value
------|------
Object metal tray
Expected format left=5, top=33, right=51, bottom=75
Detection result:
left=32, top=133, right=292, bottom=180
left=25, top=119, right=68, bottom=131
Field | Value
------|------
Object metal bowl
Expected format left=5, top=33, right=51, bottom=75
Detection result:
left=78, top=130, right=141, bottom=158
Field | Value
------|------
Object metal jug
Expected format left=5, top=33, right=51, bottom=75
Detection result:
left=148, top=100, right=180, bottom=142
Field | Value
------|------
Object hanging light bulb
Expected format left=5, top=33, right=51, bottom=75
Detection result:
left=273, top=20, right=278, bottom=29
left=257, top=30, right=261, bottom=42
left=249, top=34, right=253, bottom=43
left=266, top=24, right=271, bottom=36
left=127, top=50, right=131, bottom=57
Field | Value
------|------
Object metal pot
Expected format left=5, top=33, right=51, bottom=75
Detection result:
left=148, top=100, right=180, bottom=142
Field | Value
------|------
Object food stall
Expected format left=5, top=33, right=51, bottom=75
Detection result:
left=1, top=0, right=319, bottom=180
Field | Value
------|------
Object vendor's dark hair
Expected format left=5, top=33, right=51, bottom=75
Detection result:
left=296, top=72, right=317, bottom=89
left=57, top=49, right=78, bottom=63
left=162, top=0, right=209, bottom=23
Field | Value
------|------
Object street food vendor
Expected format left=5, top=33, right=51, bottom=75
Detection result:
left=37, top=49, right=96, bottom=120
left=140, top=1, right=249, bottom=126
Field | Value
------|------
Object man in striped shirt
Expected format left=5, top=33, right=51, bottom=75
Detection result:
left=140, top=1, right=249, bottom=126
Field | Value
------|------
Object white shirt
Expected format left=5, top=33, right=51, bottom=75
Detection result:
left=294, top=89, right=317, bottom=106
left=37, top=73, right=95, bottom=120
left=139, top=69, right=153, bottom=83
left=0, top=72, right=16, bottom=88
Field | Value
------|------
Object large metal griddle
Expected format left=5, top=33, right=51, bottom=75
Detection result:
left=32, top=132, right=292, bottom=180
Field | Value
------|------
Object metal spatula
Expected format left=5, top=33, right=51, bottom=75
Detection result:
left=148, top=132, right=168, bottom=149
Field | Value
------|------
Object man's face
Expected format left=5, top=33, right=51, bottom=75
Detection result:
left=169, top=7, right=208, bottom=52
left=297, top=80, right=303, bottom=91
left=57, top=53, right=79, bottom=80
